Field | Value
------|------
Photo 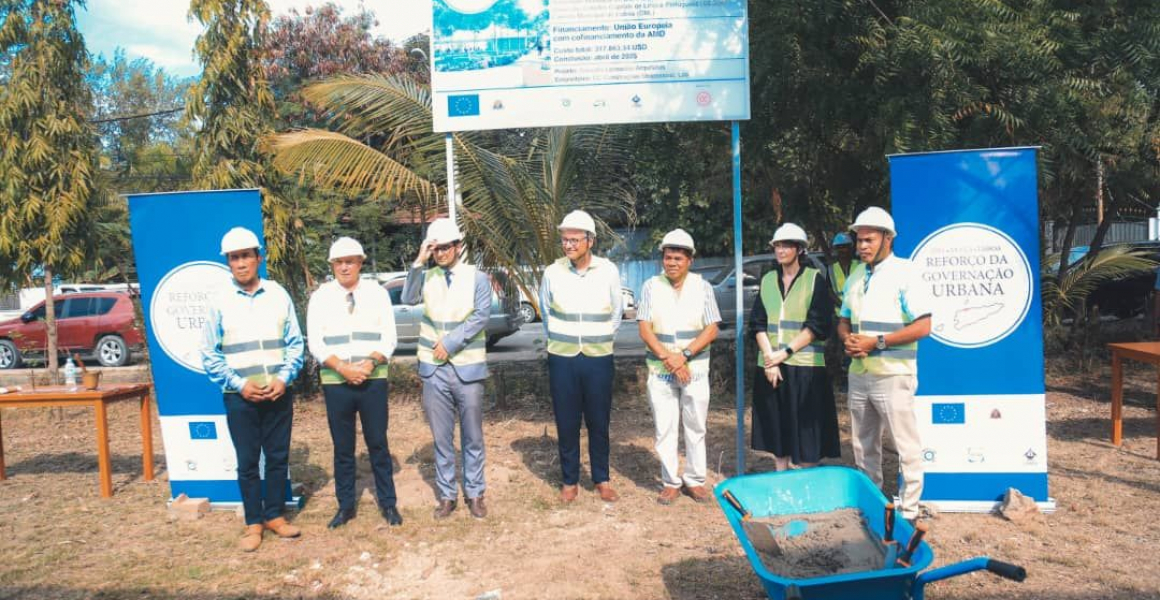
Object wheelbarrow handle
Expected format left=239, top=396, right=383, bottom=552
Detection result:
left=912, top=556, right=1027, bottom=600
left=986, top=559, right=1027, bottom=582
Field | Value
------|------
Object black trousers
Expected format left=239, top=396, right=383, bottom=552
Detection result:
left=224, top=391, right=293, bottom=525
left=323, top=378, right=397, bottom=510
left=548, top=353, right=614, bottom=485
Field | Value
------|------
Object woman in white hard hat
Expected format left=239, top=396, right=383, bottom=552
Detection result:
left=748, top=223, right=840, bottom=471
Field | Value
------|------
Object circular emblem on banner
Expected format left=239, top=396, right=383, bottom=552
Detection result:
left=150, top=261, right=232, bottom=373
left=911, top=223, right=1032, bottom=348
left=444, top=0, right=498, bottom=14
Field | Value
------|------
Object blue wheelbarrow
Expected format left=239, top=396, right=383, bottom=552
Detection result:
left=715, top=467, right=1026, bottom=600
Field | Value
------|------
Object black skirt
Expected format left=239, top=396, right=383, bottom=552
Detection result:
left=751, top=364, right=841, bottom=463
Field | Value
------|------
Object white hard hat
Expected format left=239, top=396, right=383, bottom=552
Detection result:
left=850, top=207, right=896, bottom=236
left=659, top=228, right=695, bottom=255
left=328, top=236, right=365, bottom=261
left=770, top=223, right=808, bottom=246
left=220, top=227, right=262, bottom=255
left=424, top=217, right=463, bottom=245
left=557, top=210, right=596, bottom=235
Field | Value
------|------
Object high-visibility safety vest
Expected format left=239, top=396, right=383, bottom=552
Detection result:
left=221, top=299, right=291, bottom=387
left=544, top=256, right=617, bottom=357
left=644, top=273, right=711, bottom=379
left=830, top=261, right=851, bottom=315
left=844, top=261, right=919, bottom=375
left=316, top=297, right=389, bottom=384
left=758, top=267, right=826, bottom=368
left=417, top=264, right=487, bottom=369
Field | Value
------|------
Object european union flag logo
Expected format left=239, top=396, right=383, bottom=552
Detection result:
left=448, top=94, right=480, bottom=117
left=932, top=403, right=965, bottom=425
left=189, top=422, right=218, bottom=440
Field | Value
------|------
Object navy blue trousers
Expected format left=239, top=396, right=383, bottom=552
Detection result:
left=548, top=353, right=614, bottom=485
left=323, top=378, right=397, bottom=510
left=224, top=391, right=293, bottom=525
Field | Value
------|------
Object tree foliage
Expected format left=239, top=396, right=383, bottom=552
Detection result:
left=0, top=0, right=102, bottom=372
left=266, top=74, right=635, bottom=294
left=0, top=0, right=100, bottom=283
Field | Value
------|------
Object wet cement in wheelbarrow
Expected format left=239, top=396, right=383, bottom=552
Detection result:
left=751, top=508, right=885, bottom=579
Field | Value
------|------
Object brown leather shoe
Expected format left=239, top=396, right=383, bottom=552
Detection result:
left=239, top=524, right=263, bottom=552
left=467, top=496, right=487, bottom=519
left=595, top=482, right=619, bottom=502
left=682, top=484, right=712, bottom=503
left=263, top=516, right=301, bottom=538
left=657, top=486, right=681, bottom=505
left=433, top=499, right=457, bottom=520
left=559, top=484, right=579, bottom=504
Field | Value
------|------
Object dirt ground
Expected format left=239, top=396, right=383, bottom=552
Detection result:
left=1, top=350, right=1158, bottom=600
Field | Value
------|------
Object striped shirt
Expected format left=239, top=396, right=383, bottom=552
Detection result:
left=636, top=274, right=721, bottom=324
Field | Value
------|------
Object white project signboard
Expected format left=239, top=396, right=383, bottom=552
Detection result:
left=429, top=0, right=750, bottom=131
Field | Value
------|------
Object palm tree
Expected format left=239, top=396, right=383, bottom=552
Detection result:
left=1041, top=245, right=1158, bottom=328
left=264, top=73, right=635, bottom=299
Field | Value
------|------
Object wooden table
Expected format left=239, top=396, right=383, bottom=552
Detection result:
left=0, top=383, right=154, bottom=497
left=1109, top=342, right=1160, bottom=460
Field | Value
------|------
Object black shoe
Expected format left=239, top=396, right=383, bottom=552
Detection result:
left=467, top=496, right=487, bottom=520
left=433, top=499, right=456, bottom=520
left=328, top=507, right=356, bottom=529
left=381, top=505, right=403, bottom=526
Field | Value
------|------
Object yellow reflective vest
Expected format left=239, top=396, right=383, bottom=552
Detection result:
left=644, top=273, right=711, bottom=378
left=417, top=264, right=487, bottom=369
left=758, top=267, right=825, bottom=368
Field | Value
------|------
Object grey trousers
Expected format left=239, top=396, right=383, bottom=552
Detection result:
left=421, top=363, right=486, bottom=500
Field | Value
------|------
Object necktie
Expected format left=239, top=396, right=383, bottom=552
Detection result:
left=346, top=291, right=355, bottom=314
left=445, top=270, right=453, bottom=288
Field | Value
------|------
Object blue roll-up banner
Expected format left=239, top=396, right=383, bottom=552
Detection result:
left=127, top=189, right=295, bottom=507
left=889, top=147, right=1054, bottom=512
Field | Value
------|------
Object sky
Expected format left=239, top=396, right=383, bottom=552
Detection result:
left=76, top=0, right=430, bottom=78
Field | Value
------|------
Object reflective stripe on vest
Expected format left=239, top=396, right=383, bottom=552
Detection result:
left=545, top=257, right=616, bottom=357
left=644, top=273, right=711, bottom=378
left=845, top=261, right=918, bottom=375
left=417, top=264, right=487, bottom=368
left=319, top=330, right=389, bottom=385
left=757, top=267, right=825, bottom=368
left=222, top=309, right=289, bottom=387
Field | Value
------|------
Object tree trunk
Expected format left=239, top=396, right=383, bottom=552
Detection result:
left=43, top=265, right=59, bottom=380
left=1055, top=199, right=1080, bottom=286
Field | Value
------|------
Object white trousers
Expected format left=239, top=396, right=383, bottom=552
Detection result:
left=848, top=372, right=924, bottom=519
left=646, top=373, right=710, bottom=488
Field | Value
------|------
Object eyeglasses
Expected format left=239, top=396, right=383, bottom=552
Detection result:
left=560, top=236, right=588, bottom=247
left=433, top=243, right=458, bottom=253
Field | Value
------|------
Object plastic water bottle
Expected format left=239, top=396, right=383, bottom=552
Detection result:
left=64, top=357, right=77, bottom=391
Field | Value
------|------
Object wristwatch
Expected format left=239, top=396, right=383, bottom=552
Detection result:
left=876, top=334, right=888, bottom=350
left=784, top=346, right=795, bottom=357
left=681, top=349, right=694, bottom=360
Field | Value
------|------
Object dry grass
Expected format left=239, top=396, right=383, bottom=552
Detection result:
left=0, top=351, right=1158, bottom=600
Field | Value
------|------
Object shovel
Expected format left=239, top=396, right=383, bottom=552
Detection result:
left=721, top=490, right=785, bottom=556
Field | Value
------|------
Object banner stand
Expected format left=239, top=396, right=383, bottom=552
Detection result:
left=128, top=189, right=300, bottom=510
left=889, top=148, right=1054, bottom=514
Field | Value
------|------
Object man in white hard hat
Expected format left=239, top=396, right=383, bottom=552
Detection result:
left=637, top=229, right=720, bottom=505
left=402, top=217, right=491, bottom=520
left=306, top=237, right=402, bottom=529
left=836, top=207, right=932, bottom=523
left=540, top=209, right=623, bottom=503
left=201, top=226, right=305, bottom=552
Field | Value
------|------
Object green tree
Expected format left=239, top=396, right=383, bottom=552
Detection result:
left=185, top=0, right=309, bottom=286
left=266, top=75, right=635, bottom=298
left=0, top=0, right=102, bottom=374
